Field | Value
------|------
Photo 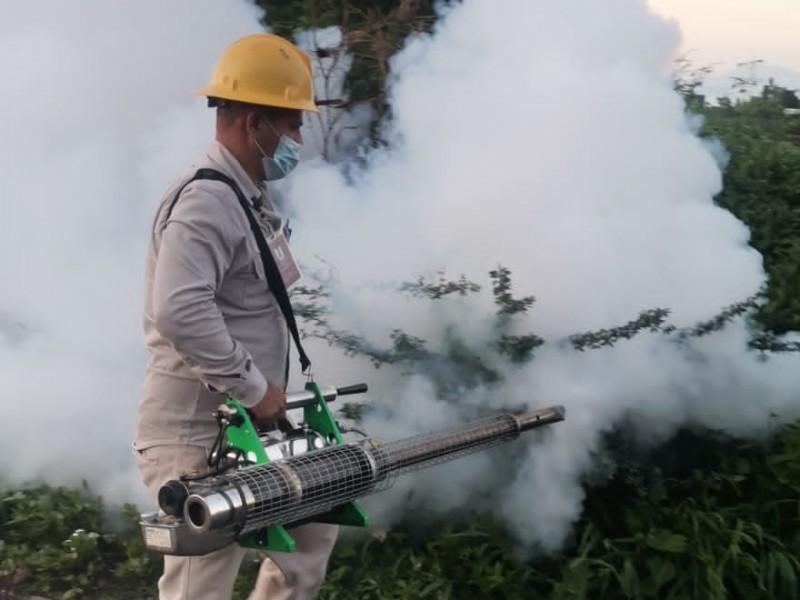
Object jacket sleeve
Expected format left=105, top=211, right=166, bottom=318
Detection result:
left=151, top=183, right=268, bottom=408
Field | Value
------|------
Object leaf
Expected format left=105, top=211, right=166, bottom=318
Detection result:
left=646, top=530, right=688, bottom=554
left=618, top=558, right=639, bottom=597
left=646, top=556, right=677, bottom=588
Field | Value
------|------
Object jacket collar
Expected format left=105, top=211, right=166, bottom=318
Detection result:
left=206, top=140, right=266, bottom=207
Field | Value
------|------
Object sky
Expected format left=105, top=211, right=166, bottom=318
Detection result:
left=0, top=0, right=798, bottom=555
left=648, top=0, right=799, bottom=70
left=647, top=0, right=800, bottom=96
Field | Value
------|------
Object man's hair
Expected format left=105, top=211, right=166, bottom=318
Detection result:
left=210, top=98, right=296, bottom=125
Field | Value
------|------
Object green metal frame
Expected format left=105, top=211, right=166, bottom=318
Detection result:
left=222, top=381, right=368, bottom=552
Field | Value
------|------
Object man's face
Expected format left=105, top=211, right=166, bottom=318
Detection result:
left=253, top=109, right=303, bottom=158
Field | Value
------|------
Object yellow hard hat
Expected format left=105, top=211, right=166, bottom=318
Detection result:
left=195, top=33, right=319, bottom=113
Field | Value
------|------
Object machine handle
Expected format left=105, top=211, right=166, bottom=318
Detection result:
left=336, top=383, right=368, bottom=396
left=284, top=382, right=369, bottom=412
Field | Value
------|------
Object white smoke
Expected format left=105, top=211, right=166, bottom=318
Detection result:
left=0, top=0, right=797, bottom=554
left=283, top=0, right=800, bottom=551
left=0, top=1, right=264, bottom=504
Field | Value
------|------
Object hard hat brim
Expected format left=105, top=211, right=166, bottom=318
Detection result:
left=193, top=87, right=321, bottom=114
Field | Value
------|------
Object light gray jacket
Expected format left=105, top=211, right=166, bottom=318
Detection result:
left=134, top=141, right=289, bottom=449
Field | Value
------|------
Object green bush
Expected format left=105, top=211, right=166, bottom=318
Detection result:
left=0, top=483, right=159, bottom=599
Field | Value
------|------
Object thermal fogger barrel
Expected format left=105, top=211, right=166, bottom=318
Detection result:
left=178, top=405, right=564, bottom=535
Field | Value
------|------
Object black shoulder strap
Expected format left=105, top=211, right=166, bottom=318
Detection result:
left=164, top=168, right=311, bottom=373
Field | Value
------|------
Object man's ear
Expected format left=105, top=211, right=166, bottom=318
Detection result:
left=245, top=109, right=262, bottom=135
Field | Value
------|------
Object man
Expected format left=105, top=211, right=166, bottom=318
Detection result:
left=133, top=33, right=337, bottom=600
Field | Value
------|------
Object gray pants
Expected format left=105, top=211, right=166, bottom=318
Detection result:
left=136, top=444, right=338, bottom=600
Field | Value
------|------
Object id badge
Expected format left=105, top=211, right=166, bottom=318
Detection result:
left=267, top=227, right=302, bottom=289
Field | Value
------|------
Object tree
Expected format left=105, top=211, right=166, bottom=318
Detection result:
left=256, top=0, right=453, bottom=143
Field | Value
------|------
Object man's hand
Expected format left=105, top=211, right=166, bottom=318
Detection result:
left=250, top=384, right=286, bottom=427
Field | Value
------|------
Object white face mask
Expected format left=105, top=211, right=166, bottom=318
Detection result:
left=254, top=119, right=302, bottom=181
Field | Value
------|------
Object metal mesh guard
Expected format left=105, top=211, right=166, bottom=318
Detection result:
left=375, top=414, right=520, bottom=476
left=182, top=410, right=558, bottom=535
left=230, top=414, right=520, bottom=531
left=231, top=443, right=388, bottom=532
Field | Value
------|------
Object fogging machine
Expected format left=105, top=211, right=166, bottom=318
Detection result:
left=139, top=382, right=565, bottom=555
